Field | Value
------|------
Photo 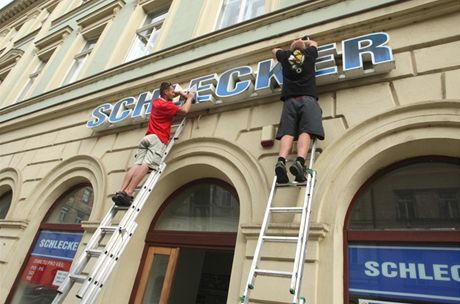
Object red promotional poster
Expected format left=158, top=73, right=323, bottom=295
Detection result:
left=20, top=256, right=72, bottom=289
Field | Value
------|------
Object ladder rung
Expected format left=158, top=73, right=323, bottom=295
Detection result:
left=113, top=205, right=130, bottom=211
left=254, top=269, right=292, bottom=278
left=276, top=181, right=308, bottom=187
left=100, top=226, right=118, bottom=232
left=86, top=249, right=103, bottom=257
left=69, top=274, right=87, bottom=283
left=270, top=207, right=303, bottom=213
left=263, top=236, right=298, bottom=243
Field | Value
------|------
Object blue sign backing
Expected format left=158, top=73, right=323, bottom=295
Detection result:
left=349, top=245, right=460, bottom=304
left=32, top=230, right=83, bottom=261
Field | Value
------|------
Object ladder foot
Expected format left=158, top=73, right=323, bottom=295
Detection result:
left=248, top=284, right=254, bottom=290
left=290, top=288, right=295, bottom=294
left=240, top=295, right=245, bottom=303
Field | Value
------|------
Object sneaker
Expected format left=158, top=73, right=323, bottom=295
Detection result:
left=112, top=191, right=133, bottom=207
left=275, top=161, right=289, bottom=184
left=289, top=161, right=307, bottom=183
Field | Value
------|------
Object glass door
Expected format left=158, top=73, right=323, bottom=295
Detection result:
left=133, top=247, right=179, bottom=304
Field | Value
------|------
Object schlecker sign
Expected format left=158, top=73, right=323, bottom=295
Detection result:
left=87, top=32, right=395, bottom=131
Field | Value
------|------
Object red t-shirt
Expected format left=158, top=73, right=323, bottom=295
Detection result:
left=146, top=98, right=180, bottom=144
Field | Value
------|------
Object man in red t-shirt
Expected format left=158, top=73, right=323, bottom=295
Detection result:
left=112, top=82, right=194, bottom=206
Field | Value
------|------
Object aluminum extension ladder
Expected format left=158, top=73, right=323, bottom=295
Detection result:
left=52, top=118, right=186, bottom=304
left=240, top=140, right=317, bottom=304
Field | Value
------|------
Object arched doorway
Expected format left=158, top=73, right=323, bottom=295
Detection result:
left=131, top=179, right=239, bottom=304
left=344, top=156, right=460, bottom=304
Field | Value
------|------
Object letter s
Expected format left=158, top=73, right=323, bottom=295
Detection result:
left=86, top=103, right=112, bottom=129
left=364, top=261, right=380, bottom=277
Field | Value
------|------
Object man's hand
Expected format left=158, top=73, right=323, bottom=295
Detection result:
left=176, top=91, right=195, bottom=116
left=187, top=91, right=195, bottom=99
left=304, top=39, right=318, bottom=48
left=178, top=91, right=188, bottom=99
left=272, top=48, right=282, bottom=58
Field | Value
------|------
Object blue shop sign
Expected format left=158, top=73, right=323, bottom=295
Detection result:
left=32, top=230, right=83, bottom=261
left=349, top=245, right=460, bottom=304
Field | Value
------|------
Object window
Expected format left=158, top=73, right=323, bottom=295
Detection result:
left=61, top=38, right=98, bottom=85
left=45, top=185, right=94, bottom=224
left=345, top=157, right=460, bottom=304
left=216, top=0, right=265, bottom=30
left=7, top=184, right=93, bottom=304
left=16, top=60, right=47, bottom=102
left=155, top=181, right=239, bottom=232
left=0, top=190, right=12, bottom=219
left=125, top=10, right=168, bottom=62
left=348, top=159, right=460, bottom=230
left=0, top=48, right=24, bottom=86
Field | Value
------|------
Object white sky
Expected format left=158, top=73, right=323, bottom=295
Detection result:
left=0, top=0, right=14, bottom=10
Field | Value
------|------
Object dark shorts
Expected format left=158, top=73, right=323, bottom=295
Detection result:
left=276, top=96, right=325, bottom=141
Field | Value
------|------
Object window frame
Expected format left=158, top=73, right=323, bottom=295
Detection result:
left=215, top=0, right=266, bottom=30
left=0, top=189, right=13, bottom=219
left=15, top=59, right=47, bottom=102
left=61, top=38, right=98, bottom=86
left=343, top=156, right=460, bottom=304
left=124, top=9, right=168, bottom=63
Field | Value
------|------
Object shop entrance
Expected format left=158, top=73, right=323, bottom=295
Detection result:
left=134, top=246, right=234, bottom=304
left=131, top=179, right=240, bottom=304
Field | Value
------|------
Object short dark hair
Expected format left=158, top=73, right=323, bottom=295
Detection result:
left=160, top=82, right=173, bottom=96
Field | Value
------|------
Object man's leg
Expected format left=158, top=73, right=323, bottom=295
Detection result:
left=119, top=165, right=139, bottom=194
left=275, top=135, right=294, bottom=183
left=289, top=132, right=311, bottom=183
left=296, top=132, right=311, bottom=159
left=279, top=135, right=294, bottom=158
left=123, top=164, right=150, bottom=196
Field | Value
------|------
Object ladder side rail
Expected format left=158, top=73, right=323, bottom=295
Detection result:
left=81, top=164, right=165, bottom=296
left=292, top=140, right=317, bottom=302
left=289, top=176, right=312, bottom=296
left=117, top=163, right=165, bottom=229
left=53, top=206, right=120, bottom=303
left=81, top=221, right=138, bottom=304
left=77, top=163, right=166, bottom=298
left=71, top=119, right=184, bottom=303
left=293, top=170, right=317, bottom=302
left=241, top=176, right=278, bottom=304
left=75, top=168, right=161, bottom=298
left=289, top=139, right=316, bottom=295
left=76, top=213, right=139, bottom=298
left=161, top=117, right=186, bottom=161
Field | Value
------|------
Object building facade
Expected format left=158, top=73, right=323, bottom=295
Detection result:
left=0, top=0, right=459, bottom=303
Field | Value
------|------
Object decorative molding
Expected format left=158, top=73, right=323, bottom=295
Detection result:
left=0, top=48, right=24, bottom=76
left=34, top=25, right=72, bottom=50
left=81, top=220, right=102, bottom=233
left=77, top=0, right=125, bottom=29
left=139, top=0, right=171, bottom=13
left=241, top=222, right=330, bottom=241
left=0, top=0, right=43, bottom=28
left=34, top=25, right=72, bottom=60
left=13, top=27, right=40, bottom=48
left=0, top=220, right=29, bottom=230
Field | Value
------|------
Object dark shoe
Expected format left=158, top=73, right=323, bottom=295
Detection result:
left=289, top=161, right=307, bottom=183
left=112, top=191, right=133, bottom=207
left=275, top=161, right=289, bottom=184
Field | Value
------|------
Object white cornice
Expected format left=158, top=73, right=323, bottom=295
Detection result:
left=0, top=0, right=43, bottom=28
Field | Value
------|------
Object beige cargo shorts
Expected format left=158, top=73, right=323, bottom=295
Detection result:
left=134, top=134, right=165, bottom=170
